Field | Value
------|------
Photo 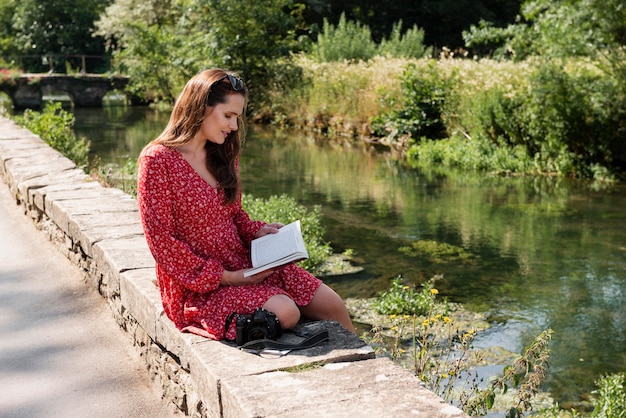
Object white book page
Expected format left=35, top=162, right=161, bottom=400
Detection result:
left=252, top=229, right=300, bottom=267
left=244, top=221, right=308, bottom=277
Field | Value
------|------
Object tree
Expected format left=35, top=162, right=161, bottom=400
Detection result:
left=300, top=0, right=521, bottom=49
left=0, top=0, right=19, bottom=60
left=93, top=0, right=179, bottom=51
left=195, top=0, right=303, bottom=89
left=94, top=0, right=196, bottom=103
left=10, top=0, right=111, bottom=72
left=96, top=0, right=304, bottom=104
left=463, top=0, right=626, bottom=60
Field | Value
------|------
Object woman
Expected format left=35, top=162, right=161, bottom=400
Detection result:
left=137, top=68, right=355, bottom=341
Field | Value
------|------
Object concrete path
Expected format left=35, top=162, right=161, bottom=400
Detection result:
left=0, top=179, right=179, bottom=417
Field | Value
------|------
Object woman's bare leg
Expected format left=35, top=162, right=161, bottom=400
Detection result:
left=299, top=284, right=355, bottom=333
left=263, top=294, right=301, bottom=330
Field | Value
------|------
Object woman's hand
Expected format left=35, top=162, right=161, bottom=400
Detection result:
left=254, top=222, right=283, bottom=239
left=219, top=222, right=283, bottom=286
left=221, top=268, right=274, bottom=286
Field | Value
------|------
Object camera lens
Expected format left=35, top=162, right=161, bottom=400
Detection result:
left=248, top=327, right=268, bottom=341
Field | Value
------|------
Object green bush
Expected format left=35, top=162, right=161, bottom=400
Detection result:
left=377, top=20, right=431, bottom=60
left=371, top=61, right=454, bottom=141
left=484, top=61, right=624, bottom=178
left=242, top=194, right=332, bottom=275
left=308, top=15, right=430, bottom=64
left=14, top=102, right=90, bottom=169
left=434, top=58, right=626, bottom=179
left=406, top=134, right=534, bottom=174
left=91, top=157, right=138, bottom=197
left=511, top=63, right=590, bottom=176
left=592, top=373, right=626, bottom=418
left=373, top=276, right=447, bottom=316
left=310, top=13, right=377, bottom=63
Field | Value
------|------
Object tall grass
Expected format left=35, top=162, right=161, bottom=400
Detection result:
left=268, top=55, right=406, bottom=135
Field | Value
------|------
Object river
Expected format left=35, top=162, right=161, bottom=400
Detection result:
left=71, top=105, right=626, bottom=412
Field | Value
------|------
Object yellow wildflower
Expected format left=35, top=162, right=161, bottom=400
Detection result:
left=431, top=288, right=439, bottom=295
left=443, top=316, right=451, bottom=323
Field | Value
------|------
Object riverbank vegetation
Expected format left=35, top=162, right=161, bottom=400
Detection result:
left=360, top=276, right=554, bottom=417
left=261, top=47, right=625, bottom=181
left=356, top=275, right=624, bottom=417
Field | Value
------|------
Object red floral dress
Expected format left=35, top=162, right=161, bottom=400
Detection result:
left=137, top=144, right=321, bottom=340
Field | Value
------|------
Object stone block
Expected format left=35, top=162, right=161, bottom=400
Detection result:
left=0, top=127, right=45, bottom=144
left=48, top=191, right=138, bottom=235
left=29, top=178, right=101, bottom=213
left=5, top=152, right=76, bottom=182
left=0, top=137, right=50, bottom=175
left=221, top=357, right=467, bottom=418
left=22, top=172, right=91, bottom=208
left=74, top=221, right=145, bottom=258
left=70, top=209, right=141, bottom=230
left=92, top=236, right=155, bottom=298
left=120, top=268, right=162, bottom=338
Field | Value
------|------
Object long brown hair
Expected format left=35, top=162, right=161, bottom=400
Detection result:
left=151, top=68, right=248, bottom=203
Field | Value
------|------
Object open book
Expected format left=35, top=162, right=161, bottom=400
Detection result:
left=244, top=220, right=309, bottom=277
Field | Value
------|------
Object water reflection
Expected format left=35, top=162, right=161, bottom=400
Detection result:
left=73, top=106, right=170, bottom=166
left=72, top=106, right=626, bottom=408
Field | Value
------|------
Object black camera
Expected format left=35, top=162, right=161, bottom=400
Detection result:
left=235, top=308, right=282, bottom=346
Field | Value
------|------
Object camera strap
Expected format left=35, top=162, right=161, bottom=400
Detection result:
left=223, top=312, right=239, bottom=341
left=239, top=330, right=330, bottom=357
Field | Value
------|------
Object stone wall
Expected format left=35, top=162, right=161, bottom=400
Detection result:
left=0, top=116, right=468, bottom=418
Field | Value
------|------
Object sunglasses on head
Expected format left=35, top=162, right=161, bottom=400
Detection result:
left=219, top=74, right=244, bottom=91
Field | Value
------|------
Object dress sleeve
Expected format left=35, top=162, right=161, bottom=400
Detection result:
left=137, top=148, right=224, bottom=293
left=232, top=196, right=265, bottom=245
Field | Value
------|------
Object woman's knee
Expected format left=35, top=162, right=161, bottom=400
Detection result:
left=307, top=284, right=346, bottom=314
left=301, top=284, right=356, bottom=333
left=263, top=294, right=300, bottom=330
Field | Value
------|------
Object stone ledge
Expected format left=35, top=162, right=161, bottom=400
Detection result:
left=0, top=116, right=468, bottom=417
left=220, top=357, right=467, bottom=418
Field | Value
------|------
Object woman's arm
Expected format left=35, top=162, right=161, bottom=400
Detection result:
left=138, top=148, right=224, bottom=293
